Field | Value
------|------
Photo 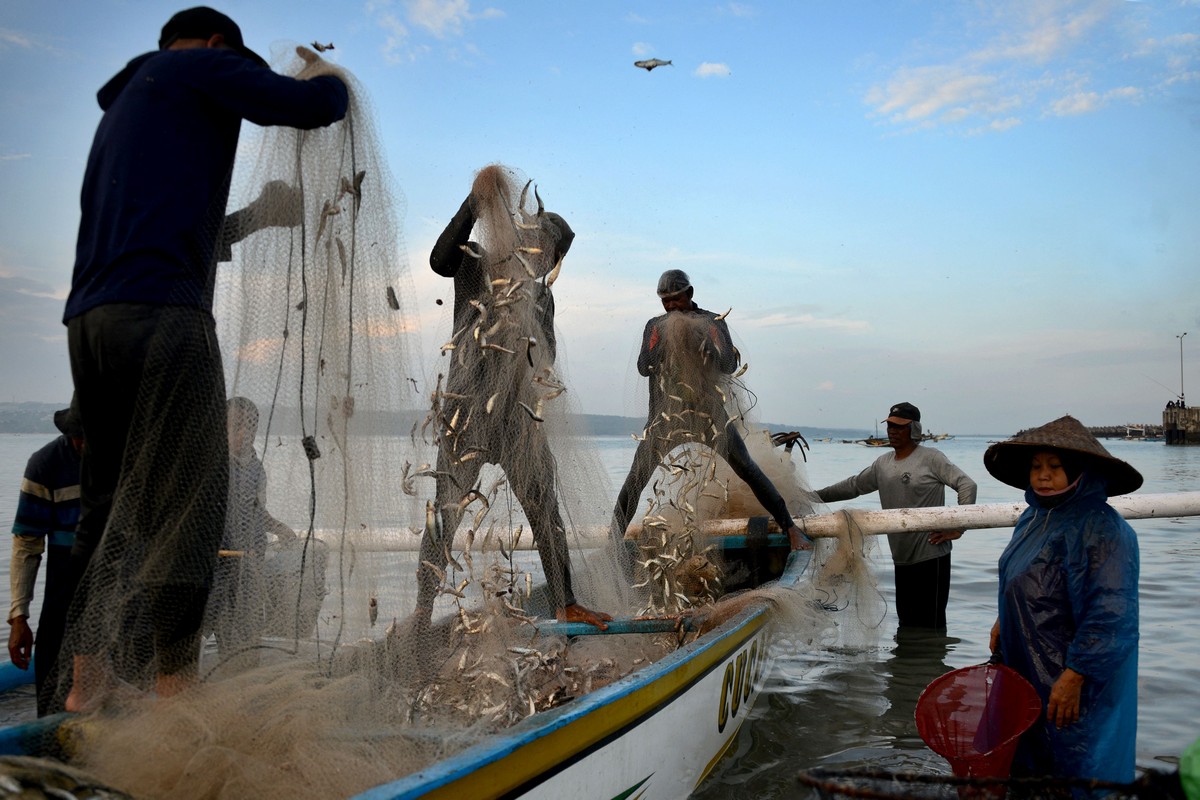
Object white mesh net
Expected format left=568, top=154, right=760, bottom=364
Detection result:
left=42, top=49, right=881, bottom=800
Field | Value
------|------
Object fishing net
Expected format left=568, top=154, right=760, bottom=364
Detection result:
left=613, top=309, right=884, bottom=649
left=795, top=765, right=1187, bottom=799
left=915, top=663, right=1042, bottom=797
left=44, top=46, right=884, bottom=800
left=797, top=665, right=1177, bottom=800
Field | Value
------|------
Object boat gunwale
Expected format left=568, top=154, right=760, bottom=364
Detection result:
left=352, top=552, right=806, bottom=799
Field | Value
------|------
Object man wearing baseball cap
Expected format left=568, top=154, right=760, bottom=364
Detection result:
left=60, top=7, right=350, bottom=711
left=815, top=402, right=977, bottom=629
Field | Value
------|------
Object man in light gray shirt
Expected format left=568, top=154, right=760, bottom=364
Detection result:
left=816, top=402, right=976, bottom=629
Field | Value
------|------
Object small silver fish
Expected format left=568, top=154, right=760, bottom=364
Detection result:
left=311, top=41, right=335, bottom=52
left=517, top=401, right=544, bottom=422
left=634, top=58, right=672, bottom=71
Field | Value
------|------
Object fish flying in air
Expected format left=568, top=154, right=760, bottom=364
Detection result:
left=311, top=41, right=335, bottom=52
left=634, top=58, right=672, bottom=72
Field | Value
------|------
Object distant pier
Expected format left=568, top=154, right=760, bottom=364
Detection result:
left=1163, top=401, right=1198, bottom=445
left=1086, top=424, right=1165, bottom=440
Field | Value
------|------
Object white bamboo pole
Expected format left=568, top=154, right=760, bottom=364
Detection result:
left=318, top=492, right=1200, bottom=552
left=683, top=491, right=1200, bottom=539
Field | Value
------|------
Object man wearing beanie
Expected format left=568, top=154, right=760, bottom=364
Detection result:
left=612, top=270, right=814, bottom=576
left=60, top=7, right=349, bottom=711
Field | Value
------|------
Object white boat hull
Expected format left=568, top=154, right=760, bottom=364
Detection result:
left=354, top=569, right=794, bottom=800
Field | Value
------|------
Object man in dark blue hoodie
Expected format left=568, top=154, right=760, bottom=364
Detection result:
left=60, top=7, right=349, bottom=711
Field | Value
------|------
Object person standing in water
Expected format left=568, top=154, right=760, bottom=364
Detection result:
left=816, top=402, right=976, bottom=629
left=984, top=416, right=1140, bottom=785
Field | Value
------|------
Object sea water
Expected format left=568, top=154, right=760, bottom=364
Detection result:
left=0, top=433, right=1196, bottom=796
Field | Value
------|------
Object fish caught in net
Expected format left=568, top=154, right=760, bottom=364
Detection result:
left=40, top=47, right=884, bottom=800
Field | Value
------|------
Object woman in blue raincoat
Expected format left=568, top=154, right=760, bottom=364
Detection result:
left=983, top=415, right=1141, bottom=784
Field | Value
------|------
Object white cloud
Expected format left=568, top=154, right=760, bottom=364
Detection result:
left=405, top=0, right=502, bottom=38
left=695, top=62, right=732, bottom=78
left=632, top=42, right=654, bottom=57
left=0, top=153, right=31, bottom=161
left=725, top=3, right=756, bottom=18
left=861, top=1, right=1181, bottom=134
left=371, top=0, right=501, bottom=61
left=865, top=66, right=998, bottom=123
left=0, top=28, right=33, bottom=49
left=1134, top=32, right=1199, bottom=57
left=1051, top=90, right=1101, bottom=115
left=406, top=0, right=471, bottom=37
left=1049, top=85, right=1142, bottom=116
left=970, top=2, right=1109, bottom=66
left=376, top=11, right=414, bottom=64
left=1106, top=85, right=1142, bottom=103
left=742, top=312, right=871, bottom=332
left=15, top=286, right=66, bottom=301
left=1162, top=70, right=1200, bottom=86
left=986, top=117, right=1023, bottom=133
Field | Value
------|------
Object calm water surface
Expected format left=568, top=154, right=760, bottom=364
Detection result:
left=1, top=433, right=1196, bottom=797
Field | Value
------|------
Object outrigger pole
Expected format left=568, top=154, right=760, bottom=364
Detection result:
left=344, top=492, right=1200, bottom=551
left=676, top=490, right=1200, bottom=540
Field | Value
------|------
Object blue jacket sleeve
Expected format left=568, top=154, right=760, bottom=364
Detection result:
left=1063, top=506, right=1139, bottom=681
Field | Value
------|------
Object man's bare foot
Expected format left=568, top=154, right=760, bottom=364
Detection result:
left=65, top=654, right=111, bottom=713
left=787, top=525, right=814, bottom=551
left=557, top=603, right=613, bottom=631
left=154, top=670, right=197, bottom=699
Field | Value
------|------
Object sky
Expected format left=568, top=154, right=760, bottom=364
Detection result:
left=1, top=0, right=1198, bottom=435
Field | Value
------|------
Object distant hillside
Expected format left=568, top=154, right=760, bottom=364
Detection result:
left=0, top=402, right=64, bottom=434
left=0, top=402, right=872, bottom=441
left=575, top=413, right=871, bottom=441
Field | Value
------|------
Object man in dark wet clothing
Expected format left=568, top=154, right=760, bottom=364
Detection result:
left=612, top=270, right=813, bottom=567
left=416, top=186, right=611, bottom=630
left=61, top=6, right=349, bottom=710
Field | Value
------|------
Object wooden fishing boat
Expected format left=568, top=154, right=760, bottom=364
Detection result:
left=0, top=531, right=800, bottom=800
left=353, top=491, right=1200, bottom=799
left=853, top=432, right=952, bottom=447
left=3, top=492, right=1199, bottom=799
left=354, top=538, right=799, bottom=800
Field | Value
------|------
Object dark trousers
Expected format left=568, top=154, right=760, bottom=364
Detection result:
left=894, top=553, right=952, bottom=629
left=33, top=545, right=73, bottom=716
left=417, top=417, right=576, bottom=613
left=612, top=422, right=793, bottom=543
left=66, top=303, right=228, bottom=678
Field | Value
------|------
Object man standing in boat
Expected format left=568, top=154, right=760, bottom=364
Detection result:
left=611, top=270, right=813, bottom=575
left=60, top=6, right=350, bottom=710
left=415, top=166, right=612, bottom=632
left=815, top=402, right=976, bottom=629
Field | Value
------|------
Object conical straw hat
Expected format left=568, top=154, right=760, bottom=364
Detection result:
left=984, top=415, right=1143, bottom=496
